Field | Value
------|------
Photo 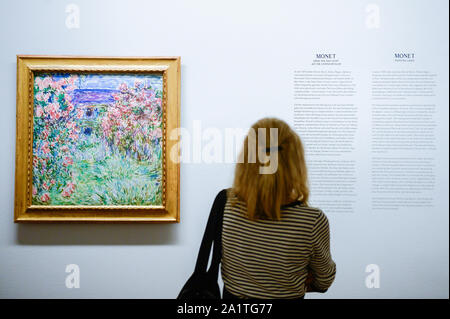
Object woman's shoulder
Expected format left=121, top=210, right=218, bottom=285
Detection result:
left=224, top=188, right=242, bottom=203
left=282, top=202, right=326, bottom=220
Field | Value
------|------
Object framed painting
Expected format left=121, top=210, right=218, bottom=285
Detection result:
left=14, top=56, right=180, bottom=222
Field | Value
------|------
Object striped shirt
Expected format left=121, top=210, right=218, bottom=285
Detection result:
left=221, top=189, right=336, bottom=299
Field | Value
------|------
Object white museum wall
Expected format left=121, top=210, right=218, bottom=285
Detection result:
left=0, top=0, right=448, bottom=298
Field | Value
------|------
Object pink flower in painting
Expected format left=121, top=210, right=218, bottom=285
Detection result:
left=67, top=75, right=77, bottom=86
left=35, top=106, right=44, bottom=117
left=42, top=182, right=49, bottom=190
left=112, top=108, right=121, bottom=118
left=61, top=182, right=76, bottom=198
left=63, top=156, right=73, bottom=167
left=44, top=102, right=61, bottom=120
left=35, top=77, right=43, bottom=89
left=69, top=133, right=79, bottom=141
left=49, top=109, right=61, bottom=120
left=119, top=83, right=128, bottom=92
left=43, top=103, right=52, bottom=114
left=35, top=77, right=51, bottom=91
left=67, top=181, right=76, bottom=191
left=41, top=141, right=50, bottom=154
left=60, top=145, right=69, bottom=152
left=65, top=84, right=77, bottom=91
left=58, top=78, right=68, bottom=87
left=66, top=101, right=74, bottom=113
left=136, top=91, right=145, bottom=103
left=119, top=103, right=130, bottom=114
left=101, top=119, right=110, bottom=135
left=50, top=80, right=62, bottom=90
left=153, top=127, right=162, bottom=139
left=50, top=179, right=56, bottom=185
left=152, top=119, right=160, bottom=128
left=40, top=193, right=50, bottom=202
left=32, top=186, right=37, bottom=195
left=76, top=108, right=84, bottom=119
left=42, top=129, right=50, bottom=139
left=66, top=121, right=76, bottom=130
left=35, top=92, right=50, bottom=103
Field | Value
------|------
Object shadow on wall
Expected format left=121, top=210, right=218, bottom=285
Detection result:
left=16, top=223, right=179, bottom=245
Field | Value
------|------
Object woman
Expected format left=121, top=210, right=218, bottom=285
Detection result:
left=220, top=117, right=336, bottom=299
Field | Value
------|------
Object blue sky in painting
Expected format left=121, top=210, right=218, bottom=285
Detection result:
left=78, top=73, right=163, bottom=91
left=50, top=73, right=163, bottom=105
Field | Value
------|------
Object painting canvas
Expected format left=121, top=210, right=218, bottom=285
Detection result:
left=32, top=73, right=164, bottom=206
left=15, top=56, right=180, bottom=222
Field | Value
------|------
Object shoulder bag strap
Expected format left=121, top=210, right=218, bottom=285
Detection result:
left=194, top=188, right=228, bottom=274
left=207, top=188, right=228, bottom=278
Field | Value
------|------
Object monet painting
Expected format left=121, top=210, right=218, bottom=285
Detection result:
left=15, top=56, right=180, bottom=222
left=32, top=73, right=164, bottom=206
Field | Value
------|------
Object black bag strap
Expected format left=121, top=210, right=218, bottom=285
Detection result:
left=194, top=188, right=228, bottom=275
left=208, top=189, right=227, bottom=278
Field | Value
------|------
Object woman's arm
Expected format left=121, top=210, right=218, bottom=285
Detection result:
left=307, top=210, right=336, bottom=293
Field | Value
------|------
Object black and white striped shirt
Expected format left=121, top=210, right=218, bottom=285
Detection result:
left=221, top=190, right=336, bottom=299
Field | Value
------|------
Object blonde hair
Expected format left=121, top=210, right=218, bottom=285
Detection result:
left=230, top=117, right=310, bottom=221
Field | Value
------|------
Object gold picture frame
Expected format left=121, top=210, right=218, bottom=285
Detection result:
left=14, top=55, right=180, bottom=223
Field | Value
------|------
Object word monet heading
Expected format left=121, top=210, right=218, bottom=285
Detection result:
left=394, top=53, right=415, bottom=59
left=316, top=53, right=337, bottom=59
